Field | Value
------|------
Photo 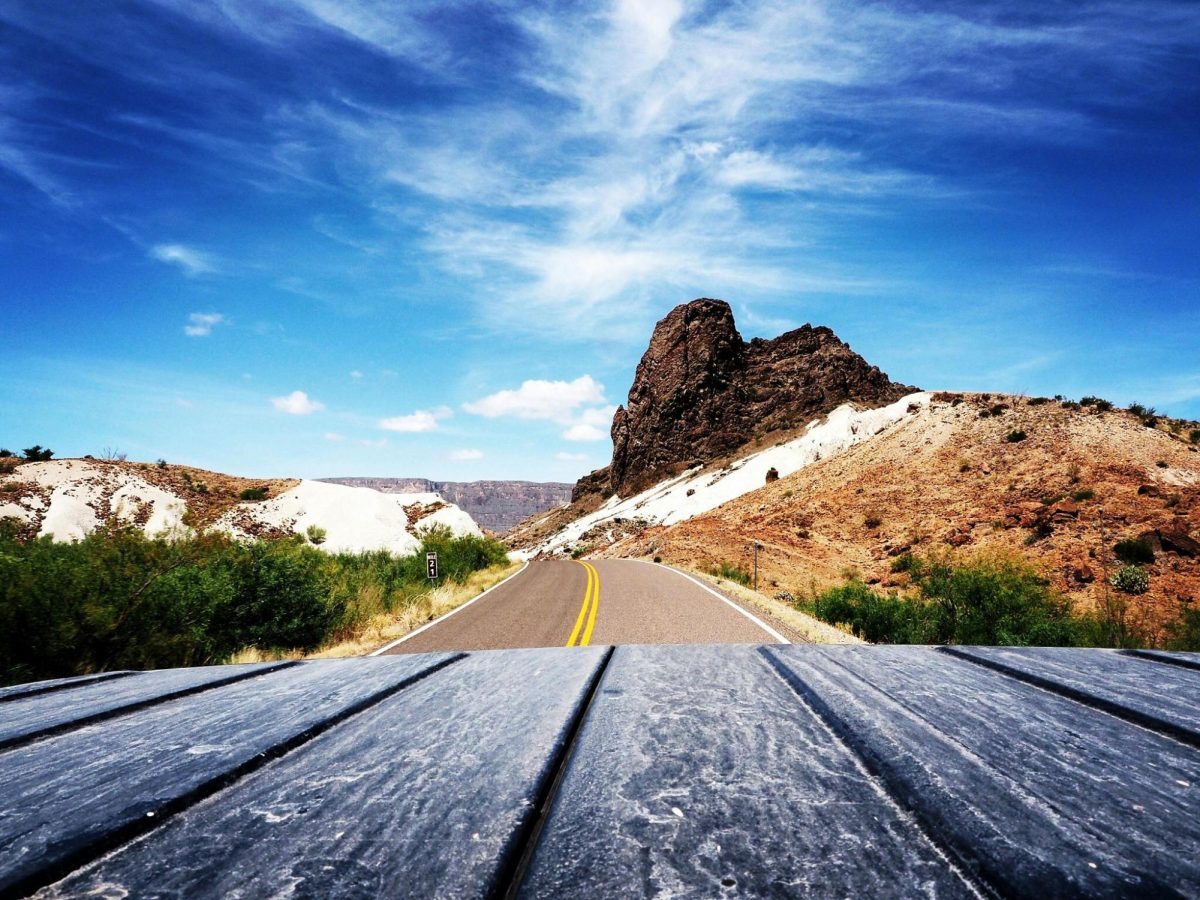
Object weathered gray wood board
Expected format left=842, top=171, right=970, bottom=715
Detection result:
left=1127, top=648, right=1200, bottom=671
left=943, top=644, right=1200, bottom=744
left=767, top=645, right=1200, bottom=896
left=0, top=655, right=456, bottom=897
left=0, top=645, right=1195, bottom=899
left=519, top=644, right=970, bottom=898
left=0, top=671, right=134, bottom=703
left=40, top=647, right=608, bottom=899
left=0, top=662, right=288, bottom=750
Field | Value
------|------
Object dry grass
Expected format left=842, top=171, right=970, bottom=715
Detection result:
left=227, top=562, right=522, bottom=662
left=310, top=561, right=522, bottom=658
left=677, top=564, right=863, bottom=644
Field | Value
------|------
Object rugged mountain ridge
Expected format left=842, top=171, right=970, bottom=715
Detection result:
left=320, top=478, right=571, bottom=532
left=578, top=298, right=914, bottom=499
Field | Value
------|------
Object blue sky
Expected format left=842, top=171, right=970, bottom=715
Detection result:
left=1, top=1, right=1198, bottom=481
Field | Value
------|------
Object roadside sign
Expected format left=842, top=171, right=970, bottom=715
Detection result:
left=426, top=551, right=438, bottom=581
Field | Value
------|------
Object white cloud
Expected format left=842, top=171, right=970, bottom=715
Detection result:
left=378, top=406, right=452, bottom=433
left=562, top=423, right=607, bottom=442
left=183, top=312, right=225, bottom=337
left=463, top=376, right=606, bottom=423
left=349, top=370, right=364, bottom=380
left=450, top=448, right=484, bottom=460
left=359, top=437, right=387, bottom=448
left=150, top=243, right=215, bottom=276
left=323, top=431, right=345, bottom=442
left=271, top=390, right=325, bottom=415
left=561, top=405, right=617, bottom=441
left=556, top=451, right=590, bottom=462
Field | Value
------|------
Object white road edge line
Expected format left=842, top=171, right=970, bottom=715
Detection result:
left=368, top=560, right=531, bottom=656
left=635, top=559, right=790, bottom=645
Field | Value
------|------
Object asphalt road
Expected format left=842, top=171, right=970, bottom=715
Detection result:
left=387, top=559, right=785, bottom=653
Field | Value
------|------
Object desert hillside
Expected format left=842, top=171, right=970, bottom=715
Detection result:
left=507, top=297, right=1200, bottom=646
left=571, top=394, right=1198, bottom=644
left=0, top=458, right=481, bottom=554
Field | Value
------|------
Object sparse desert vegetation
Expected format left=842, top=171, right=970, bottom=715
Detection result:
left=803, top=551, right=1122, bottom=647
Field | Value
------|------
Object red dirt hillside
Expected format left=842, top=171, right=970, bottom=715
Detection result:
left=602, top=393, right=1200, bottom=644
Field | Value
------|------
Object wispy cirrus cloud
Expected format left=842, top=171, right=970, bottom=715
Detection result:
left=150, top=243, right=215, bottom=276
left=183, top=312, right=225, bottom=337
left=4, top=0, right=1196, bottom=342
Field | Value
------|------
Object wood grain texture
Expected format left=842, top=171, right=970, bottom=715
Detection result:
left=942, top=645, right=1200, bottom=745
left=0, top=646, right=1195, bottom=899
left=0, top=656, right=456, bottom=897
left=519, top=644, right=971, bottom=898
left=41, top=648, right=608, bottom=900
left=766, top=645, right=1200, bottom=896
left=0, top=663, right=291, bottom=750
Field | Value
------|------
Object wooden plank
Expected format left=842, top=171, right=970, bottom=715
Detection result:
left=43, top=647, right=609, bottom=900
left=0, top=671, right=134, bottom=703
left=766, top=645, right=1200, bottom=897
left=1125, top=649, right=1200, bottom=672
left=943, top=645, right=1200, bottom=746
left=518, top=644, right=972, bottom=898
left=0, top=662, right=291, bottom=750
left=0, top=655, right=457, bottom=898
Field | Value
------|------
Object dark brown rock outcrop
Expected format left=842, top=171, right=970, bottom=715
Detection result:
left=581, top=298, right=915, bottom=498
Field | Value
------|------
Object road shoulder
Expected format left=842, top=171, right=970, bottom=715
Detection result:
left=665, top=563, right=862, bottom=645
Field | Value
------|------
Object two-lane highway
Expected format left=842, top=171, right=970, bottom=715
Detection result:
left=386, top=559, right=785, bottom=654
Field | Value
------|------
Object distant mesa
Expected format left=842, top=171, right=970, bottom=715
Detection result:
left=577, top=298, right=915, bottom=499
left=319, top=478, right=572, bottom=533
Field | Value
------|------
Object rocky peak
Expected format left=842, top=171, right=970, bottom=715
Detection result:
left=584, top=298, right=915, bottom=499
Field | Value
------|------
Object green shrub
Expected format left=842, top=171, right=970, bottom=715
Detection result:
left=1114, top=538, right=1155, bottom=565
left=1005, top=430, right=1027, bottom=443
left=0, top=449, right=12, bottom=457
left=890, top=552, right=919, bottom=573
left=805, top=552, right=1098, bottom=647
left=21, top=445, right=53, bottom=462
left=1080, top=396, right=1113, bottom=411
left=1166, top=607, right=1200, bottom=651
left=1071, top=488, right=1095, bottom=502
left=239, top=487, right=269, bottom=501
left=864, top=515, right=882, bottom=529
left=0, top=523, right=509, bottom=685
left=1190, top=430, right=1200, bottom=445
left=1110, top=565, right=1149, bottom=595
left=1041, top=494, right=1064, bottom=506
left=1027, top=397, right=1050, bottom=406
left=305, top=524, right=327, bottom=545
left=811, top=581, right=926, bottom=644
left=156, top=459, right=168, bottom=468
left=1128, top=402, right=1148, bottom=417
left=653, top=555, right=662, bottom=564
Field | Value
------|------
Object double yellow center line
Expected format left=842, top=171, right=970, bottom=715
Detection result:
left=566, top=560, right=600, bottom=647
